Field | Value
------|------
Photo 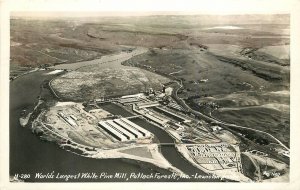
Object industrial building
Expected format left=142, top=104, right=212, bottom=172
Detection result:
left=117, top=93, right=145, bottom=104
left=106, top=120, right=136, bottom=140
left=114, top=119, right=144, bottom=138
left=167, top=102, right=184, bottom=111
left=70, top=115, right=78, bottom=121
left=98, top=118, right=151, bottom=142
left=136, top=101, right=160, bottom=109
left=118, top=118, right=151, bottom=137
left=58, top=112, right=78, bottom=127
left=98, top=121, right=127, bottom=141
left=152, top=107, right=191, bottom=123
left=120, top=93, right=144, bottom=99
left=118, top=97, right=141, bottom=104
left=133, top=106, right=169, bottom=126
left=118, top=94, right=144, bottom=104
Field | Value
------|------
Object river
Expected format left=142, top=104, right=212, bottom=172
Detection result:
left=10, top=71, right=221, bottom=182
left=10, top=71, right=172, bottom=182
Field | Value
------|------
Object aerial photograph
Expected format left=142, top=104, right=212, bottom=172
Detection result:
left=9, top=12, right=290, bottom=182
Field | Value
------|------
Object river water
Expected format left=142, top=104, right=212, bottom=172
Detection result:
left=10, top=70, right=221, bottom=182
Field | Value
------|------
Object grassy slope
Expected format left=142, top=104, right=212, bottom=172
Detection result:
left=11, top=15, right=290, bottom=145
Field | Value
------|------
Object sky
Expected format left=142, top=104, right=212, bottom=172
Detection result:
left=7, top=0, right=294, bottom=16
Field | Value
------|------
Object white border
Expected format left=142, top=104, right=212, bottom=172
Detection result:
left=1, top=0, right=300, bottom=189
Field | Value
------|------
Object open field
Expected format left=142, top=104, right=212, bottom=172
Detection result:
left=10, top=19, right=120, bottom=66
left=10, top=15, right=289, bottom=68
left=257, top=45, right=290, bottom=60
left=213, top=106, right=289, bottom=146
left=51, top=48, right=170, bottom=101
left=195, top=91, right=289, bottom=146
left=119, top=17, right=289, bottom=150
left=206, top=44, right=290, bottom=66
left=124, top=46, right=288, bottom=97
left=120, top=147, right=153, bottom=159
left=51, top=67, right=169, bottom=100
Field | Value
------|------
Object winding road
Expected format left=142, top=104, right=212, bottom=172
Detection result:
left=172, top=80, right=290, bottom=152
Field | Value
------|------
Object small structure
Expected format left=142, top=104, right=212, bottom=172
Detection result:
left=165, top=87, right=173, bottom=96
left=58, top=112, right=78, bottom=127
left=136, top=101, right=160, bottom=109
left=212, top=126, right=222, bottom=132
left=70, top=115, right=78, bottom=121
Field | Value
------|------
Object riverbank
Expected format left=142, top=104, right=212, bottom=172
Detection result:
left=10, top=70, right=176, bottom=182
left=31, top=101, right=183, bottom=176
left=11, top=52, right=215, bottom=182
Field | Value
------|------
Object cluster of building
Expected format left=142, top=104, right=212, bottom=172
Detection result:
left=133, top=106, right=169, bottom=126
left=117, top=94, right=144, bottom=104
left=187, top=143, right=233, bottom=156
left=98, top=118, right=151, bottom=142
left=187, top=143, right=240, bottom=170
left=117, top=92, right=190, bottom=129
left=167, top=102, right=184, bottom=111
left=58, top=112, right=78, bottom=128
left=278, top=150, right=290, bottom=158
left=246, top=149, right=268, bottom=157
left=135, top=101, right=160, bottom=109
left=151, top=106, right=190, bottom=123
left=130, top=98, right=191, bottom=130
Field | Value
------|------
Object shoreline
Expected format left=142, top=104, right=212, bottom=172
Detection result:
left=15, top=48, right=186, bottom=180
left=13, top=46, right=286, bottom=182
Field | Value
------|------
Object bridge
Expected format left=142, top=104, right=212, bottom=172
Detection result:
left=95, top=100, right=113, bottom=103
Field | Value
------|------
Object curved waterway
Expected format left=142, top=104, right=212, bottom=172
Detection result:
left=10, top=71, right=169, bottom=182
left=10, top=70, right=221, bottom=182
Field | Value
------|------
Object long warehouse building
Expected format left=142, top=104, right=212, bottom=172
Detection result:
left=152, top=107, right=191, bottom=123
left=106, top=120, right=136, bottom=140
left=114, top=119, right=144, bottom=138
left=98, top=121, right=127, bottom=141
left=99, top=118, right=152, bottom=141
left=120, top=118, right=151, bottom=137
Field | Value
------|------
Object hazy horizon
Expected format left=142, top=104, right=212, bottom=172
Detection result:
left=10, top=12, right=290, bottom=26
left=11, top=11, right=290, bottom=18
